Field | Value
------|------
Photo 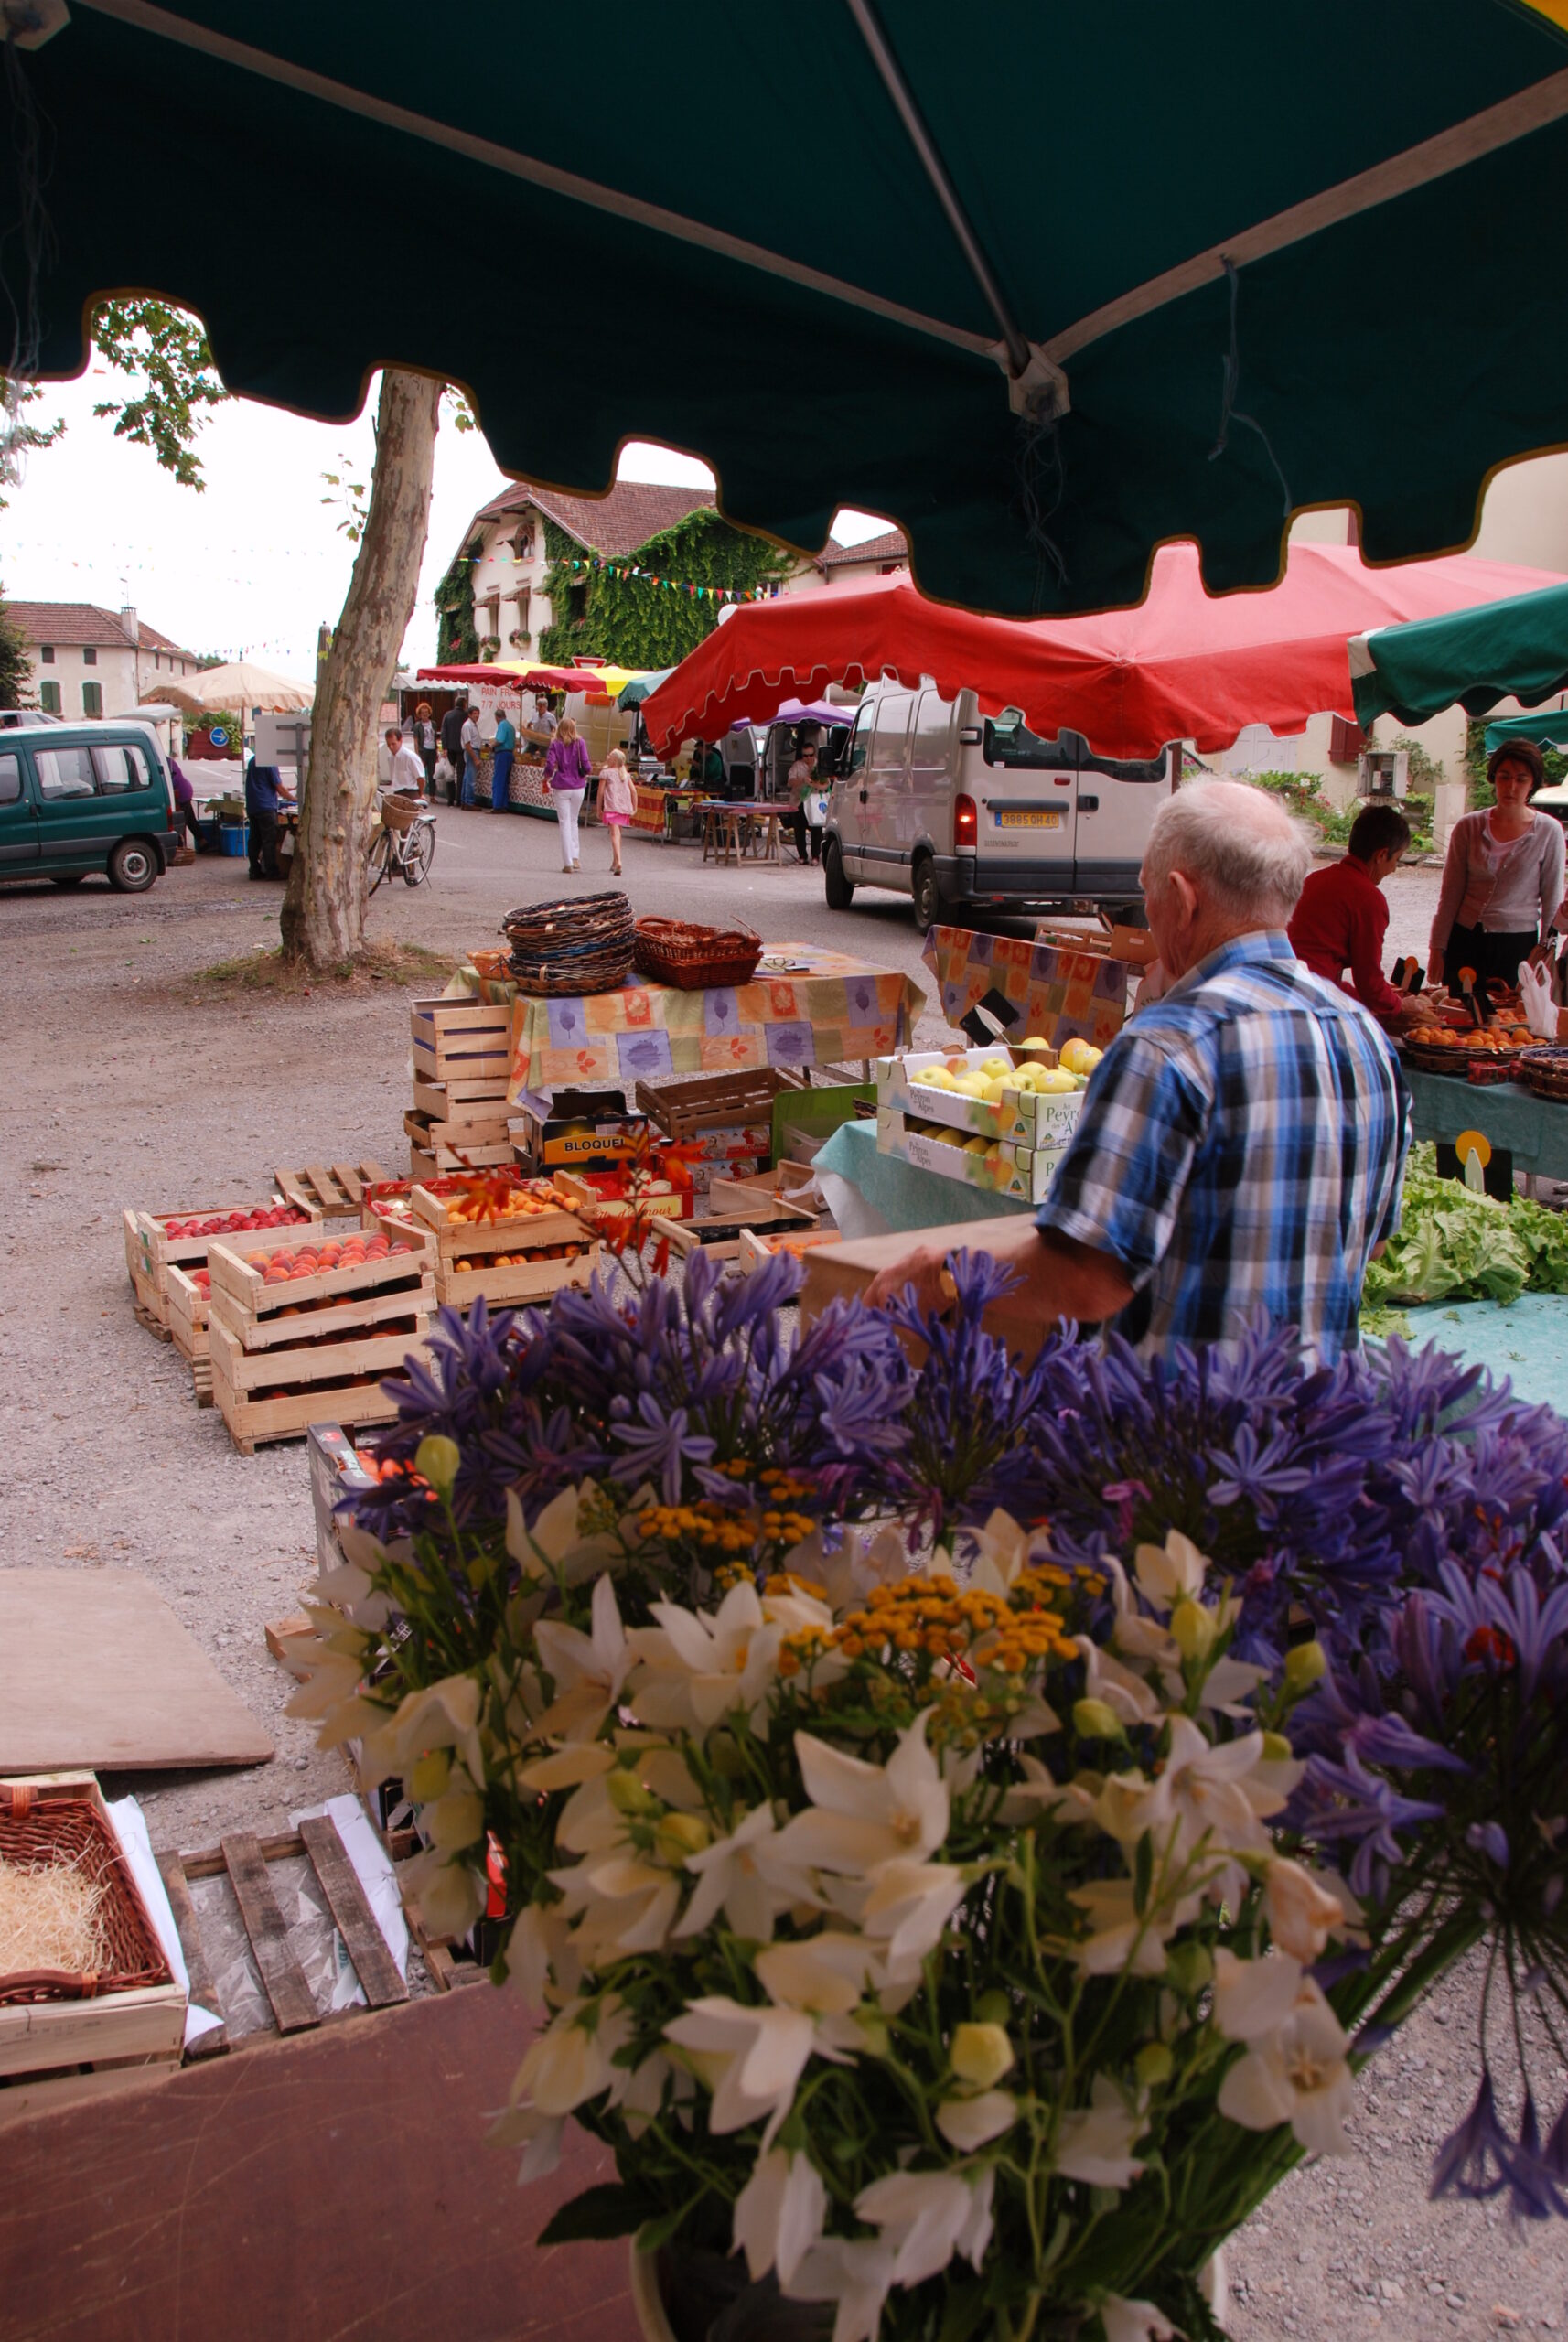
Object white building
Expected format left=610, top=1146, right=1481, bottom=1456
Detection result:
left=8, top=602, right=200, bottom=721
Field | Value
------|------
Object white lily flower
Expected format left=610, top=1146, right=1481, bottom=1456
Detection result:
left=1211, top=1948, right=1306, bottom=2041
left=663, top=1997, right=822, bottom=2149
left=734, top=2147, right=828, bottom=2285
left=549, top=1851, right=681, bottom=1961
left=532, top=1572, right=631, bottom=1742
left=513, top=1992, right=633, bottom=2115
left=936, top=2089, right=1018, bottom=2150
left=760, top=1580, right=837, bottom=1637
left=519, top=1741, right=616, bottom=1794
left=859, top=1858, right=968, bottom=1979
left=507, top=1482, right=624, bottom=1587
left=774, top=1714, right=949, bottom=1877
left=487, top=2100, right=564, bottom=2179
left=674, top=1803, right=822, bottom=1942
left=388, top=1674, right=486, bottom=1786
left=1133, top=1530, right=1208, bottom=1612
left=1066, top=1879, right=1198, bottom=1976
left=961, top=1509, right=1037, bottom=1598
left=1101, top=2295, right=1176, bottom=2342
left=783, top=2236, right=898, bottom=2342
left=614, top=2048, right=672, bottom=2137
left=997, top=1753, right=1099, bottom=1828
left=506, top=1900, right=578, bottom=2012
left=1074, top=1637, right=1162, bottom=1725
left=629, top=1582, right=783, bottom=1733
left=1051, top=2077, right=1147, bottom=2188
left=754, top=1931, right=875, bottom=2014
left=1091, top=1717, right=1283, bottom=1907
left=397, top=1842, right=487, bottom=1940
left=314, top=1554, right=394, bottom=1629
left=1217, top=1974, right=1355, bottom=2154
left=852, top=2166, right=995, bottom=2286
left=1263, top=1857, right=1348, bottom=1962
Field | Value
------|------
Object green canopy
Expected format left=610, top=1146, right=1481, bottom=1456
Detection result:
left=618, top=671, right=673, bottom=712
left=1485, top=705, right=1568, bottom=753
left=1349, top=578, right=1568, bottom=725
left=8, top=2, right=1568, bottom=617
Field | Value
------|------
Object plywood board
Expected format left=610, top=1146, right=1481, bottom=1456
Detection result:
left=0, top=1982, right=639, bottom=2342
left=0, top=1571, right=273, bottom=1773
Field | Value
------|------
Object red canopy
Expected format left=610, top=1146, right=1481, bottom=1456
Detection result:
left=639, top=545, right=1567, bottom=760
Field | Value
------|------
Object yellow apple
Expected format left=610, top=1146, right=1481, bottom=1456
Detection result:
left=1058, top=1037, right=1103, bottom=1077
left=1037, top=1068, right=1079, bottom=1092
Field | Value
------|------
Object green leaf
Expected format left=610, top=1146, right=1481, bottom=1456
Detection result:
left=937, top=2272, right=989, bottom=2342
left=1133, top=1827, right=1154, bottom=1918
left=635, top=2192, right=705, bottom=2253
left=535, top=2183, right=657, bottom=2245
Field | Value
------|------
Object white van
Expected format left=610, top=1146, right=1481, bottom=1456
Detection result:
left=822, top=685, right=1173, bottom=929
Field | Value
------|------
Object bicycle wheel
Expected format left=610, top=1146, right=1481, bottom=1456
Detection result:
left=403, top=822, right=435, bottom=886
left=367, top=826, right=395, bottom=896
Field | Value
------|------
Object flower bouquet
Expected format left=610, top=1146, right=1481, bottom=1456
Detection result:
left=292, top=1248, right=1568, bottom=2342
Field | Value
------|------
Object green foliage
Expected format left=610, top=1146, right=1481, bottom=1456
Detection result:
left=435, top=534, right=483, bottom=663
left=320, top=453, right=369, bottom=543
left=1248, top=769, right=1322, bottom=812
left=0, top=381, right=65, bottom=511
left=539, top=508, right=787, bottom=671
left=1391, top=734, right=1444, bottom=792
left=89, top=299, right=230, bottom=489
left=0, top=586, right=33, bottom=709
left=1466, top=716, right=1568, bottom=809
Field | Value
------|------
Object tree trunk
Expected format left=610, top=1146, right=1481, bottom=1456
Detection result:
left=281, top=368, right=442, bottom=968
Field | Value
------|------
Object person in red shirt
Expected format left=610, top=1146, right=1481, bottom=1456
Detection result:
left=1287, top=802, right=1429, bottom=1029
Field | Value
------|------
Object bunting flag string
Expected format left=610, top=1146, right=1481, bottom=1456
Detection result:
left=463, top=549, right=773, bottom=604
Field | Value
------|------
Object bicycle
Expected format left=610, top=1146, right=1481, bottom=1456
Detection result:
left=368, top=791, right=436, bottom=893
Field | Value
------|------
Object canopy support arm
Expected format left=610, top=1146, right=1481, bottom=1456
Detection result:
left=843, top=0, right=1068, bottom=419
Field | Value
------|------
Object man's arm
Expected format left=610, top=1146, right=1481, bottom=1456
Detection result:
left=863, top=1219, right=1133, bottom=1324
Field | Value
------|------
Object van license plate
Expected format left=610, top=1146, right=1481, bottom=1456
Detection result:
left=996, top=809, right=1063, bottom=829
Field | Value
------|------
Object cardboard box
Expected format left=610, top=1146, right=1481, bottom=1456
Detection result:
left=512, top=1088, right=649, bottom=1169
left=876, top=1107, right=1070, bottom=1207
left=1034, top=921, right=1158, bottom=967
left=798, top=1221, right=1047, bottom=1360
left=690, top=1156, right=765, bottom=1197
left=878, top=1047, right=1086, bottom=1149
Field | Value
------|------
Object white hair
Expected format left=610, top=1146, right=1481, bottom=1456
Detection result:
left=1144, top=779, right=1313, bottom=924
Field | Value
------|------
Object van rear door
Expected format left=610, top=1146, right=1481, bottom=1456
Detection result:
left=1073, top=744, right=1171, bottom=900
left=974, top=716, right=1077, bottom=888
left=0, top=747, right=38, bottom=870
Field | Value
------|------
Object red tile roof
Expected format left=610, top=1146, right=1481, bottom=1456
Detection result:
left=473, top=481, right=718, bottom=557
left=820, top=529, right=908, bottom=569
left=6, top=601, right=196, bottom=657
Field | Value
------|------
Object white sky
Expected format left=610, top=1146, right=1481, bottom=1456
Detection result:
left=0, top=370, right=893, bottom=681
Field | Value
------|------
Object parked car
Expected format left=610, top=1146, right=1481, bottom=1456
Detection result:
left=822, top=685, right=1173, bottom=929
left=0, top=720, right=180, bottom=893
left=0, top=707, right=60, bottom=726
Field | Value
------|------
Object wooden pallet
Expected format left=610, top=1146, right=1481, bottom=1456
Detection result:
left=273, top=1160, right=390, bottom=1219
left=207, top=1226, right=434, bottom=1454
left=409, top=994, right=513, bottom=1087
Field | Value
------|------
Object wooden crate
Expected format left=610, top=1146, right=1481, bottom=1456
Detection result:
left=409, top=995, right=513, bottom=1086
left=411, top=1183, right=596, bottom=1308
left=207, top=1227, right=434, bottom=1455
left=636, top=1067, right=809, bottom=1142
left=132, top=1198, right=319, bottom=1299
left=403, top=1110, right=513, bottom=1172
left=411, top=1074, right=510, bottom=1133
left=0, top=1773, right=186, bottom=2119
left=737, top=1225, right=843, bottom=1275
left=165, top=1261, right=209, bottom=1366
left=274, top=1161, right=391, bottom=1220
left=665, top=1176, right=818, bottom=1264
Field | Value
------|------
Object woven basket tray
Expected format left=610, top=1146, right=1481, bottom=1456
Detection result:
left=1518, top=1046, right=1568, bottom=1101
left=0, top=1781, right=173, bottom=2004
left=380, top=790, right=424, bottom=834
left=509, top=945, right=634, bottom=996
left=1401, top=1037, right=1527, bottom=1077
left=634, top=917, right=763, bottom=992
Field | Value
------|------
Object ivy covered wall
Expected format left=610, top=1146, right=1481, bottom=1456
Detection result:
left=538, top=509, right=788, bottom=671
left=435, top=533, right=483, bottom=664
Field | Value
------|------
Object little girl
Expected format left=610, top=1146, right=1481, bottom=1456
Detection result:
left=598, top=747, right=636, bottom=877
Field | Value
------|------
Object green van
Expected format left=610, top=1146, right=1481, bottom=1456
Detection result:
left=0, top=721, right=181, bottom=893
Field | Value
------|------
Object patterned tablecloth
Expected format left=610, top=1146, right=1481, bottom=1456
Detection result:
left=506, top=943, right=927, bottom=1098
left=922, top=925, right=1129, bottom=1048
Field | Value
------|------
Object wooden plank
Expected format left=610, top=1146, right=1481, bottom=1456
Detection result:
left=0, top=1983, right=640, bottom=2342
left=220, top=1832, right=319, bottom=2036
left=329, top=1161, right=364, bottom=1205
left=181, top=1829, right=304, bottom=1881
left=298, top=1816, right=407, bottom=2010
left=155, top=1851, right=228, bottom=2057
left=274, top=1168, right=317, bottom=1217
left=209, top=1273, right=434, bottom=1354
left=209, top=1315, right=430, bottom=1396
left=304, top=1163, right=341, bottom=1213
left=208, top=1227, right=433, bottom=1317
left=0, top=1572, right=273, bottom=1774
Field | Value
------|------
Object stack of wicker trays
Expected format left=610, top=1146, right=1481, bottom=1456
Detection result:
left=0, top=1778, right=174, bottom=2005
left=634, top=916, right=763, bottom=991
left=1517, top=1044, right=1568, bottom=1101
left=503, top=891, right=635, bottom=995
left=1400, top=1033, right=1528, bottom=1079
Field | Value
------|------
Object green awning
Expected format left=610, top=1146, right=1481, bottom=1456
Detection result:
left=1349, top=579, right=1568, bottom=725
left=8, top=3, right=1568, bottom=618
left=618, top=671, right=672, bottom=712
left=1485, top=706, right=1568, bottom=753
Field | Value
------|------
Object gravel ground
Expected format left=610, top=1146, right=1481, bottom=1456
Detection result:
left=11, top=815, right=1563, bottom=2334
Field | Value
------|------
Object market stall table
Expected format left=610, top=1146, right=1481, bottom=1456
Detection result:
left=922, top=923, right=1132, bottom=1050
left=501, top=943, right=925, bottom=1095
left=815, top=1115, right=1029, bottom=1238
left=1403, top=1066, right=1568, bottom=1181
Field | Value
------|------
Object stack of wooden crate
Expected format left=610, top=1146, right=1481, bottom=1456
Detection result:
left=206, top=1222, right=435, bottom=1454
left=124, top=1198, right=321, bottom=1406
left=405, top=995, right=514, bottom=1177
left=411, top=1179, right=599, bottom=1310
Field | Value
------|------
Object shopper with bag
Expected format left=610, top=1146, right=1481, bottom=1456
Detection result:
left=544, top=716, right=592, bottom=871
left=1429, top=739, right=1565, bottom=994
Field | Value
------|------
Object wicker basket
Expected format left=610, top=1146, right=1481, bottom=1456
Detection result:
left=1518, top=1045, right=1568, bottom=1101
left=0, top=1780, right=173, bottom=2005
left=634, top=917, right=764, bottom=991
left=380, top=790, right=424, bottom=835
left=1400, top=1037, right=1526, bottom=1078
left=503, top=891, right=635, bottom=997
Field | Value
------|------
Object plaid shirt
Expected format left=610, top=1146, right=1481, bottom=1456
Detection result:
left=1036, top=931, right=1410, bottom=1365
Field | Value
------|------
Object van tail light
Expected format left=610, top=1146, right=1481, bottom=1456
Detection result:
left=954, top=793, right=978, bottom=849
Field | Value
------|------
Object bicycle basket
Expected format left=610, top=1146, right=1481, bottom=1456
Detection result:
left=381, top=790, right=424, bottom=835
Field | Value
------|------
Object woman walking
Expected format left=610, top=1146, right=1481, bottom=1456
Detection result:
left=598, top=747, right=636, bottom=877
left=544, top=716, right=593, bottom=871
left=1429, top=738, right=1565, bottom=994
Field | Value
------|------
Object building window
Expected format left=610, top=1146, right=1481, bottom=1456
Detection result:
left=39, top=680, right=60, bottom=714
left=40, top=644, right=54, bottom=663
left=82, top=681, right=102, bottom=717
left=569, top=581, right=587, bottom=621
left=82, top=645, right=97, bottom=666
left=154, top=650, right=161, bottom=669
left=485, top=595, right=500, bottom=637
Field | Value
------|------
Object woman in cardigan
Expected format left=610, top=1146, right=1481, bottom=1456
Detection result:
left=544, top=716, right=593, bottom=872
left=1428, top=738, right=1565, bottom=994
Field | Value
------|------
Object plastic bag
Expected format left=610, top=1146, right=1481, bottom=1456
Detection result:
left=1519, top=957, right=1560, bottom=1038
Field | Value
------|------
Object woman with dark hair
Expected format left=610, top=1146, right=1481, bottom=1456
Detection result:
left=1428, top=737, right=1564, bottom=993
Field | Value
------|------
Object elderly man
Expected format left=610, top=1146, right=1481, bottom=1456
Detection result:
left=865, top=779, right=1410, bottom=1366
